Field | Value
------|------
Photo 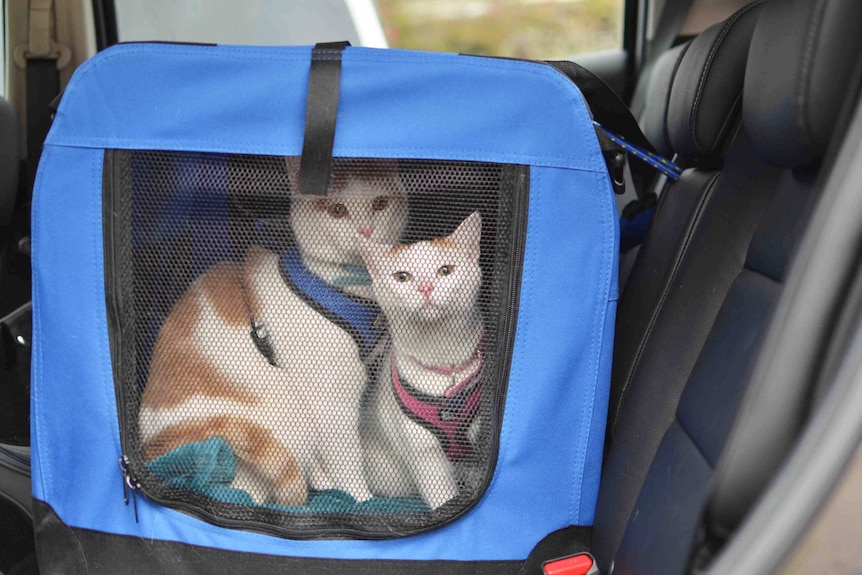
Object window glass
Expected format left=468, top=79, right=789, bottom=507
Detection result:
left=374, top=0, right=624, bottom=59
left=1, top=3, right=6, bottom=97
left=113, top=0, right=387, bottom=48
left=112, top=0, right=621, bottom=59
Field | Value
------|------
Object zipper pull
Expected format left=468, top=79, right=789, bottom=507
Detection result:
left=118, top=455, right=141, bottom=523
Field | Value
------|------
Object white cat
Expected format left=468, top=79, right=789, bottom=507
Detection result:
left=359, top=212, right=484, bottom=510
left=138, top=158, right=408, bottom=507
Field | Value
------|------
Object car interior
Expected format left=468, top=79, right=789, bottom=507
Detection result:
left=2, top=0, right=862, bottom=573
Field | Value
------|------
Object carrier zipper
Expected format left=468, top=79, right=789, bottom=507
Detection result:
left=102, top=153, right=126, bottom=434
left=102, top=151, right=141, bottom=521
left=119, top=454, right=141, bottom=522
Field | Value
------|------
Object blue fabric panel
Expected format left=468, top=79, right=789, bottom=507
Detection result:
left=31, top=146, right=124, bottom=514
left=32, top=45, right=618, bottom=562
left=580, top=298, right=617, bottom=524
left=33, top=155, right=615, bottom=560
left=47, top=44, right=598, bottom=171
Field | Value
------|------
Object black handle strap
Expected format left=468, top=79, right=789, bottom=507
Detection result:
left=299, top=41, right=350, bottom=196
left=547, top=60, right=661, bottom=201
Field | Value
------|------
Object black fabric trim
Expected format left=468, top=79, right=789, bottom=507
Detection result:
left=103, top=150, right=137, bottom=457
left=33, top=500, right=522, bottom=575
left=299, top=42, right=350, bottom=196
left=277, top=260, right=377, bottom=360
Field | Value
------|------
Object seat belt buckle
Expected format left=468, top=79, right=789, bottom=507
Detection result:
left=542, top=552, right=599, bottom=575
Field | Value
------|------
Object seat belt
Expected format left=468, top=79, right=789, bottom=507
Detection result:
left=13, top=0, right=71, bottom=196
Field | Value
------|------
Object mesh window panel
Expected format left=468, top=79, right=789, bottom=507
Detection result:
left=106, top=150, right=527, bottom=537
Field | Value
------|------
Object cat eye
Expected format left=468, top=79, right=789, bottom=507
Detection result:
left=328, top=203, right=348, bottom=218
left=372, top=196, right=390, bottom=211
left=437, top=265, right=455, bottom=276
left=393, top=271, right=412, bottom=283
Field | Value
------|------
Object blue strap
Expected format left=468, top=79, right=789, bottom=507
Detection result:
left=595, top=121, right=683, bottom=180
left=281, top=248, right=381, bottom=357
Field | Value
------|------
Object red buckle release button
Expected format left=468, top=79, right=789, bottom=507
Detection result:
left=542, top=553, right=598, bottom=575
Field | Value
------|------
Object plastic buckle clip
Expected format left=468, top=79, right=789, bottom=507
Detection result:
left=542, top=552, right=599, bottom=575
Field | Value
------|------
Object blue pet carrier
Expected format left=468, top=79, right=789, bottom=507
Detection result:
left=31, top=42, right=619, bottom=573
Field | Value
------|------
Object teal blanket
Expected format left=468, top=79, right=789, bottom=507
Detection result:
left=148, top=437, right=428, bottom=515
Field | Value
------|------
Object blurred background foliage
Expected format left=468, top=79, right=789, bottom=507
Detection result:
left=373, top=0, right=622, bottom=59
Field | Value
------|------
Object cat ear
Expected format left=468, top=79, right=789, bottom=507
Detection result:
left=357, top=234, right=390, bottom=277
left=449, top=212, right=482, bottom=263
left=284, top=156, right=302, bottom=195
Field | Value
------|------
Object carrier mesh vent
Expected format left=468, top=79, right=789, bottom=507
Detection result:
left=111, top=151, right=523, bottom=537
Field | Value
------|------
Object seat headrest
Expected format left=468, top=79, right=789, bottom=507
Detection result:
left=744, top=0, right=862, bottom=168
left=667, top=1, right=765, bottom=164
left=638, top=42, right=689, bottom=159
left=0, top=96, right=20, bottom=227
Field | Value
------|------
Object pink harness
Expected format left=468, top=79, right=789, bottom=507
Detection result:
left=390, top=349, right=483, bottom=462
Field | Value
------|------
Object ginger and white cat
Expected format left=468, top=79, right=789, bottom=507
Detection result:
left=138, top=158, right=408, bottom=507
left=359, top=212, right=484, bottom=510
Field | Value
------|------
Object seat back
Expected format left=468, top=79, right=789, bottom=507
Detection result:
left=602, top=0, right=862, bottom=572
left=0, top=96, right=19, bottom=228
left=597, top=6, right=767, bottom=566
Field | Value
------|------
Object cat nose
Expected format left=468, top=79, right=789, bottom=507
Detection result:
left=358, top=226, right=374, bottom=238
left=417, top=282, right=434, bottom=298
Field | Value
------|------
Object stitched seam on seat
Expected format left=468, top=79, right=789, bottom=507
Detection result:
left=611, top=171, right=721, bottom=434
left=690, top=2, right=764, bottom=156
left=675, top=413, right=714, bottom=468
left=797, top=0, right=828, bottom=155
left=742, top=252, right=785, bottom=285
left=662, top=42, right=692, bottom=155
left=711, top=91, right=743, bottom=158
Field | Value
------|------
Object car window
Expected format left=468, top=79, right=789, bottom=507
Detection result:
left=112, top=0, right=387, bottom=48
left=1, top=1, right=6, bottom=97
left=112, top=0, right=622, bottom=60
left=374, top=0, right=624, bottom=59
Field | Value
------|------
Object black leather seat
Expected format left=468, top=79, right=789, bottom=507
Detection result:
left=637, top=42, right=688, bottom=162
left=0, top=94, right=36, bottom=575
left=617, top=40, right=690, bottom=290
left=599, top=5, right=766, bottom=566
left=595, top=0, right=862, bottom=572
left=0, top=95, right=18, bottom=228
